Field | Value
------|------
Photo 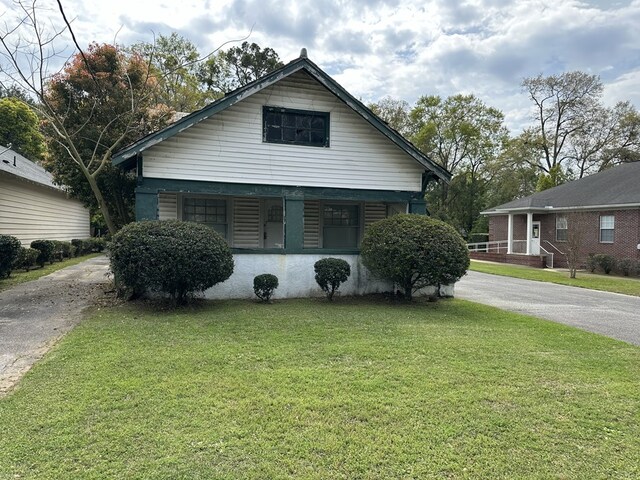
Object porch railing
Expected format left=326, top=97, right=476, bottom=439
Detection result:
left=468, top=240, right=556, bottom=268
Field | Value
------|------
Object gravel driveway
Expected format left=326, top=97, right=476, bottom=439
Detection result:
left=0, top=256, right=111, bottom=396
left=456, top=270, right=640, bottom=346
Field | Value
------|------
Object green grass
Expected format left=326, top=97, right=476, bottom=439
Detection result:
left=1, top=298, right=639, bottom=479
left=0, top=253, right=101, bottom=291
left=470, top=260, right=640, bottom=297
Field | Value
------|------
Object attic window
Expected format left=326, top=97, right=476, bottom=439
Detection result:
left=263, top=106, right=329, bottom=147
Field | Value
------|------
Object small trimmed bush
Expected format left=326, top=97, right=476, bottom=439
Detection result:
left=361, top=214, right=469, bottom=300
left=30, top=240, right=55, bottom=267
left=51, top=240, right=72, bottom=261
left=617, top=258, right=637, bottom=277
left=0, top=235, right=21, bottom=278
left=71, top=239, right=88, bottom=256
left=586, top=254, right=598, bottom=273
left=13, top=247, right=39, bottom=272
left=314, top=258, right=351, bottom=301
left=253, top=274, right=279, bottom=302
left=87, top=237, right=107, bottom=252
left=594, top=254, right=616, bottom=275
left=109, top=220, right=234, bottom=303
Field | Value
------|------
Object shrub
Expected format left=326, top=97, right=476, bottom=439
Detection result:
left=71, top=239, right=87, bottom=256
left=51, top=240, right=71, bottom=261
left=0, top=235, right=22, bottom=278
left=30, top=240, right=55, bottom=267
left=87, top=237, right=107, bottom=252
left=586, top=254, right=598, bottom=273
left=361, top=214, right=469, bottom=300
left=617, top=258, right=637, bottom=277
left=109, top=220, right=234, bottom=303
left=253, top=274, right=279, bottom=302
left=314, top=258, right=351, bottom=301
left=13, top=247, right=39, bottom=272
left=594, top=254, right=616, bottom=275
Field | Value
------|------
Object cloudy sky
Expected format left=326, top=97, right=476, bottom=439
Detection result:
left=2, top=0, right=639, bottom=132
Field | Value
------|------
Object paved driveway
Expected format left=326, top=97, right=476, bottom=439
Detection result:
left=0, top=256, right=110, bottom=395
left=456, top=271, right=640, bottom=346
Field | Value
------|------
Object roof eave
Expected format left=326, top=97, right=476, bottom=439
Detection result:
left=482, top=203, right=640, bottom=215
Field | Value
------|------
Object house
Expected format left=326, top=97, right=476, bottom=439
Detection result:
left=478, top=161, right=640, bottom=268
left=112, top=51, right=451, bottom=298
left=0, top=145, right=90, bottom=245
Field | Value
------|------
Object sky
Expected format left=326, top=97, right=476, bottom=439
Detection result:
left=2, top=0, right=639, bottom=133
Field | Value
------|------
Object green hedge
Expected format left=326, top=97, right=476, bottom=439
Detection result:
left=13, top=247, right=39, bottom=272
left=314, top=258, right=351, bottom=301
left=0, top=235, right=21, bottom=278
left=253, top=274, right=279, bottom=302
left=109, top=220, right=234, bottom=303
left=30, top=240, right=55, bottom=267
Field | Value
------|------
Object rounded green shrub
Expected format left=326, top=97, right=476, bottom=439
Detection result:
left=360, top=214, right=469, bottom=300
left=13, top=247, right=39, bottom=272
left=71, top=239, right=87, bottom=256
left=30, top=240, right=55, bottom=267
left=109, top=220, right=234, bottom=303
left=253, top=274, right=279, bottom=302
left=0, top=235, right=22, bottom=278
left=314, top=257, right=351, bottom=301
left=594, top=254, right=616, bottom=275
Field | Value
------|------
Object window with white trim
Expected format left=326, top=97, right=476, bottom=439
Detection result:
left=182, top=197, right=228, bottom=238
left=599, top=215, right=614, bottom=243
left=556, top=215, right=568, bottom=241
left=322, top=204, right=360, bottom=248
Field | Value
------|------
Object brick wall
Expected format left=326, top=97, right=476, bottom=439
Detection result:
left=487, top=209, right=640, bottom=268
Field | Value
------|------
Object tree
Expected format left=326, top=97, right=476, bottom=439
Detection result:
left=536, top=164, right=567, bottom=191
left=521, top=71, right=640, bottom=178
left=409, top=94, right=509, bottom=235
left=199, top=42, right=283, bottom=93
left=0, top=97, right=46, bottom=160
left=369, top=97, right=412, bottom=136
left=129, top=33, right=213, bottom=112
left=562, top=212, right=590, bottom=279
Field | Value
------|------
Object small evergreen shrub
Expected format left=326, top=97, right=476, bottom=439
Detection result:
left=594, top=254, right=616, bottom=275
left=0, top=235, right=21, bottom=278
left=109, top=220, right=234, bottom=303
left=361, top=214, right=469, bottom=300
left=314, top=258, right=351, bottom=301
left=253, top=274, right=279, bottom=302
left=71, top=239, right=87, bottom=256
left=586, top=254, right=598, bottom=273
left=617, top=258, right=637, bottom=277
left=51, top=240, right=71, bottom=261
left=13, top=247, right=39, bottom=272
left=87, top=237, right=107, bottom=252
left=30, top=240, right=55, bottom=267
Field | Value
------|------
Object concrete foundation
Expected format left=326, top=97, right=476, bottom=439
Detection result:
left=205, top=254, right=455, bottom=299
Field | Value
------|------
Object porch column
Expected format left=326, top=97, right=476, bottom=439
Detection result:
left=135, top=191, right=158, bottom=221
left=526, top=212, right=533, bottom=255
left=507, top=214, right=514, bottom=254
left=284, top=196, right=304, bottom=251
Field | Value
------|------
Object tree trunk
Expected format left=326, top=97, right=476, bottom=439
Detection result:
left=86, top=172, right=118, bottom=235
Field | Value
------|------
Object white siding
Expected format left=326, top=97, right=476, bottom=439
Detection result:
left=158, top=192, right=178, bottom=220
left=0, top=174, right=90, bottom=246
left=143, top=71, right=424, bottom=192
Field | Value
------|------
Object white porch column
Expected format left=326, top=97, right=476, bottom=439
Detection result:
left=526, top=212, right=533, bottom=255
left=507, top=213, right=514, bottom=254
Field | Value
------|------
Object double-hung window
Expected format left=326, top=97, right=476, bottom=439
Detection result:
left=599, top=215, right=614, bottom=243
left=182, top=197, right=228, bottom=238
left=322, top=204, right=359, bottom=248
left=263, top=106, right=329, bottom=147
left=555, top=215, right=568, bottom=241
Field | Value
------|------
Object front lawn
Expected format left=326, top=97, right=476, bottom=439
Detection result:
left=1, top=298, right=639, bottom=479
left=470, top=260, right=640, bottom=297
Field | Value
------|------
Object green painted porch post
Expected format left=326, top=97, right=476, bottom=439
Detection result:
left=284, top=196, right=304, bottom=251
left=409, top=199, right=427, bottom=215
left=135, top=192, right=158, bottom=220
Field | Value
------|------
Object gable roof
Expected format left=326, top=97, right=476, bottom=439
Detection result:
left=112, top=55, right=451, bottom=183
left=0, top=145, right=62, bottom=191
left=483, top=161, right=640, bottom=214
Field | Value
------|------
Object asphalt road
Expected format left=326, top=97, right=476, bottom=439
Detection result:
left=456, top=270, right=640, bottom=346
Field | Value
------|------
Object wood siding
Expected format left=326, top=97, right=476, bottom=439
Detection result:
left=0, top=174, right=89, bottom=246
left=232, top=197, right=261, bottom=248
left=143, top=71, right=424, bottom=192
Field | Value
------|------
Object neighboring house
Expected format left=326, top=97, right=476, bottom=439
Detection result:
left=0, top=145, right=90, bottom=245
left=479, top=161, right=640, bottom=268
left=112, top=51, right=451, bottom=299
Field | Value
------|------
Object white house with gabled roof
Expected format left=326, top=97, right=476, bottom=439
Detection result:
left=112, top=50, right=452, bottom=298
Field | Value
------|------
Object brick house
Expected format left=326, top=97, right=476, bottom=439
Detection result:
left=477, top=162, right=640, bottom=268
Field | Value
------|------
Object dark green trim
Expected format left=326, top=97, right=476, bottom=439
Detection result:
left=263, top=106, right=330, bottom=148
left=136, top=156, right=143, bottom=178
left=284, top=197, right=304, bottom=250
left=136, top=192, right=158, bottom=220
left=409, top=199, right=427, bottom=215
left=232, top=248, right=361, bottom=255
left=112, top=57, right=451, bottom=182
left=136, top=178, right=420, bottom=203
